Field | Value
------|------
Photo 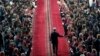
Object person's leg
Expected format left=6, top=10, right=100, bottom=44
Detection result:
left=53, top=44, right=56, bottom=54
left=55, top=43, right=58, bottom=56
left=97, top=50, right=99, bottom=56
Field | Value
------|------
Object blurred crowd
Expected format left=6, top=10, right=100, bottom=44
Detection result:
left=0, top=0, right=37, bottom=56
left=0, top=0, right=100, bottom=56
left=59, top=0, right=100, bottom=56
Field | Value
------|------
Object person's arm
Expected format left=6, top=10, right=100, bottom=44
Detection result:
left=58, top=33, right=64, bottom=37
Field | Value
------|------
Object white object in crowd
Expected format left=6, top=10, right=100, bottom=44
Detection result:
left=9, top=1, right=14, bottom=5
left=89, top=0, right=93, bottom=7
left=32, top=1, right=37, bottom=8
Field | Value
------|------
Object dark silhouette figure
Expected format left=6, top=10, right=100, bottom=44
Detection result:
left=0, top=32, right=3, bottom=51
left=50, top=28, right=63, bottom=56
left=93, top=34, right=100, bottom=56
left=63, top=23, right=67, bottom=35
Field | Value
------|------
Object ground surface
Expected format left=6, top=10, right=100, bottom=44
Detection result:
left=31, top=0, right=70, bottom=56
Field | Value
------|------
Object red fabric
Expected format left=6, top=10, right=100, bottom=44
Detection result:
left=50, top=0, right=70, bottom=56
left=31, top=0, right=47, bottom=56
left=31, top=0, right=70, bottom=55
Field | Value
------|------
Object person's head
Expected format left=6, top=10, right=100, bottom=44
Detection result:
left=79, top=33, right=83, bottom=37
left=14, top=48, right=19, bottom=53
left=97, top=34, right=100, bottom=39
left=0, top=51, right=5, bottom=56
left=0, top=1, right=2, bottom=5
left=21, top=53, right=25, bottom=56
left=92, top=49, right=97, bottom=53
left=79, top=45, right=86, bottom=52
left=72, top=36, right=77, bottom=41
left=86, top=52, right=91, bottom=56
left=89, top=31, right=93, bottom=36
left=53, top=27, right=56, bottom=32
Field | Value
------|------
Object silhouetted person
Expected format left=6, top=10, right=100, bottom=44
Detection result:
left=62, top=23, right=67, bottom=35
left=50, top=27, right=63, bottom=56
left=93, top=34, right=100, bottom=56
left=0, top=31, right=3, bottom=51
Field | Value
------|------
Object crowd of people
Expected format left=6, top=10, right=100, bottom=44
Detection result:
left=0, top=0, right=100, bottom=56
left=59, top=0, right=100, bottom=56
left=0, top=0, right=37, bottom=56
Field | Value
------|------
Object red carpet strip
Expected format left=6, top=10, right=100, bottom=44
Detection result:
left=31, top=0, right=47, bottom=56
left=50, top=0, right=70, bottom=56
